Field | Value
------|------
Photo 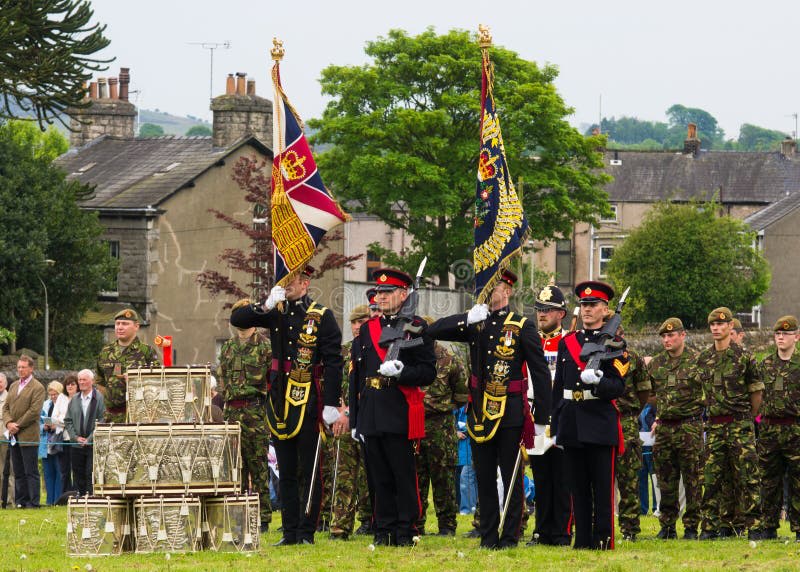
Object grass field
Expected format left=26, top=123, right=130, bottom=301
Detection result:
left=1, top=506, right=798, bottom=572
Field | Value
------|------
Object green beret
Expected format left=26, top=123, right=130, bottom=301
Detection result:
left=773, top=315, right=798, bottom=332
left=658, top=317, right=684, bottom=335
left=707, top=307, right=733, bottom=324
left=349, top=304, right=370, bottom=322
left=114, top=308, right=141, bottom=323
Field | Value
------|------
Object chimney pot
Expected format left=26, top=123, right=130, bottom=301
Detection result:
left=687, top=123, right=697, bottom=139
left=781, top=137, right=796, bottom=158
left=226, top=74, right=235, bottom=95
left=684, top=123, right=701, bottom=156
left=89, top=81, right=98, bottom=100
left=236, top=72, right=246, bottom=96
left=119, top=67, right=130, bottom=101
left=246, top=79, right=256, bottom=96
left=108, top=77, right=118, bottom=99
left=98, top=77, right=108, bottom=99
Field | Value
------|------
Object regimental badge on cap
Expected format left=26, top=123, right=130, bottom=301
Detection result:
left=124, top=310, right=133, bottom=319
left=719, top=312, right=725, bottom=320
left=539, top=287, right=553, bottom=302
left=584, top=287, right=592, bottom=295
left=666, top=323, right=673, bottom=331
left=773, top=315, right=798, bottom=332
left=379, top=274, right=387, bottom=282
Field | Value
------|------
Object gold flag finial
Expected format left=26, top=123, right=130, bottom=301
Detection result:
left=478, top=24, right=492, bottom=49
left=271, top=37, right=285, bottom=61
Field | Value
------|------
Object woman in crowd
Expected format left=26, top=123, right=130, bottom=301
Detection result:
left=41, top=380, right=69, bottom=505
left=59, top=375, right=79, bottom=494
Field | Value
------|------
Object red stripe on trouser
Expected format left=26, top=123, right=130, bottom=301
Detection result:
left=566, top=495, right=574, bottom=536
left=412, top=445, right=422, bottom=534
left=609, top=448, right=615, bottom=550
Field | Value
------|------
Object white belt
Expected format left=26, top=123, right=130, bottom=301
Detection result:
left=563, top=389, right=599, bottom=402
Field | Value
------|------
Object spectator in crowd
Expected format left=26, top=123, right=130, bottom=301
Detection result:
left=64, top=369, right=105, bottom=496
left=455, top=405, right=477, bottom=515
left=59, top=374, right=79, bottom=494
left=638, top=397, right=659, bottom=516
left=0, top=373, right=13, bottom=508
left=3, top=355, right=46, bottom=508
left=41, top=380, right=69, bottom=505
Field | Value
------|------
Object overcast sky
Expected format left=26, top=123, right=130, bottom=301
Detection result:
left=89, top=0, right=800, bottom=139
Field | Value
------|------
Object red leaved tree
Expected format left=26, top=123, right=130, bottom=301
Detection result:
left=196, top=155, right=361, bottom=307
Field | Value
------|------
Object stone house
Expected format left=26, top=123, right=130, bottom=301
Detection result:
left=530, top=130, right=800, bottom=325
left=56, top=69, right=343, bottom=363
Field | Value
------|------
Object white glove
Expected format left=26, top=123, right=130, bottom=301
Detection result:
left=351, top=428, right=364, bottom=443
left=322, top=405, right=340, bottom=426
left=580, top=369, right=603, bottom=385
left=264, top=285, right=286, bottom=310
left=534, top=423, right=546, bottom=437
left=379, top=360, right=404, bottom=378
left=467, top=304, right=489, bottom=325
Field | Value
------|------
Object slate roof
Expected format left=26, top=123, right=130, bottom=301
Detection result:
left=55, top=135, right=271, bottom=211
left=603, top=150, right=800, bottom=204
left=744, top=189, right=800, bottom=231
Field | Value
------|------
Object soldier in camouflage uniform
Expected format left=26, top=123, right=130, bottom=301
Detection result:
left=415, top=323, right=469, bottom=536
left=648, top=317, right=704, bottom=540
left=96, top=308, right=160, bottom=423
left=217, top=299, right=273, bottom=532
left=757, top=315, right=800, bottom=542
left=615, top=341, right=651, bottom=542
left=324, top=305, right=372, bottom=539
left=694, top=307, right=763, bottom=540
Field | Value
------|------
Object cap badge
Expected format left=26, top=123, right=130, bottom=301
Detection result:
left=379, top=274, right=387, bottom=282
left=783, top=322, right=790, bottom=330
left=124, top=310, right=133, bottom=318
left=584, top=287, right=592, bottom=295
left=719, top=312, right=725, bottom=320
left=539, top=287, right=553, bottom=302
left=666, top=323, right=673, bottom=331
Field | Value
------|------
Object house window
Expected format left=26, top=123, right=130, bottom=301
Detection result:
left=600, top=204, right=618, bottom=223
left=555, top=239, right=572, bottom=286
left=599, top=246, right=614, bottom=278
left=366, top=250, right=381, bottom=281
left=102, top=240, right=121, bottom=295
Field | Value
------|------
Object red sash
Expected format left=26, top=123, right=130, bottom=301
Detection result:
left=561, top=332, right=625, bottom=455
left=367, top=317, right=426, bottom=440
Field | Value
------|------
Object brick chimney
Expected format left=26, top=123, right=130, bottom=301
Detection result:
left=68, top=67, right=136, bottom=148
left=210, top=71, right=272, bottom=148
left=781, top=136, right=796, bottom=158
left=683, top=123, right=701, bottom=156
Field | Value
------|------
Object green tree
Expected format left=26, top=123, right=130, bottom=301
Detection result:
left=310, top=28, right=611, bottom=285
left=735, top=124, right=789, bottom=151
left=606, top=201, right=770, bottom=328
left=591, top=116, right=671, bottom=147
left=0, top=120, right=117, bottom=366
left=185, top=124, right=212, bottom=136
left=666, top=104, right=725, bottom=149
left=139, top=123, right=164, bottom=138
left=0, top=0, right=112, bottom=129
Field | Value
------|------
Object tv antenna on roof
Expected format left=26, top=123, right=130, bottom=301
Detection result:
left=188, top=41, right=231, bottom=102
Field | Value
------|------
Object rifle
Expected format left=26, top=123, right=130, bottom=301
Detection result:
left=579, top=286, right=631, bottom=375
left=378, top=257, right=428, bottom=359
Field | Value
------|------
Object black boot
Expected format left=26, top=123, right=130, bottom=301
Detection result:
left=683, top=529, right=698, bottom=540
left=656, top=526, right=677, bottom=540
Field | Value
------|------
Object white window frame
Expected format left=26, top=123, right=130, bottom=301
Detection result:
left=598, top=245, right=615, bottom=278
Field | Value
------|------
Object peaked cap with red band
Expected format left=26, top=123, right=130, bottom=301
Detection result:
left=372, top=267, right=413, bottom=291
left=301, top=265, right=315, bottom=278
left=499, top=269, right=518, bottom=287
left=366, top=287, right=378, bottom=308
left=574, top=280, right=615, bottom=303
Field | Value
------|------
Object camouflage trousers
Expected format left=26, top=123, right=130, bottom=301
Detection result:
left=653, top=419, right=703, bottom=531
left=701, top=419, right=761, bottom=532
left=758, top=423, right=800, bottom=532
left=617, top=415, right=642, bottom=536
left=224, top=406, right=273, bottom=523
left=320, top=433, right=370, bottom=536
left=416, top=413, right=458, bottom=532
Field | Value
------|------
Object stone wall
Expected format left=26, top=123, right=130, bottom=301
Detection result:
left=68, top=100, right=136, bottom=147
left=210, top=95, right=272, bottom=148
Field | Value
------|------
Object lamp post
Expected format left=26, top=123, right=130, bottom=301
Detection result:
left=38, top=259, right=55, bottom=370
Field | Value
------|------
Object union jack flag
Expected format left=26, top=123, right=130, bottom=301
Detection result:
left=271, top=52, right=348, bottom=286
left=472, top=32, right=528, bottom=303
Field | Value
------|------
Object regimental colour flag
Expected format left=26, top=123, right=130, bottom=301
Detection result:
left=270, top=42, right=349, bottom=286
left=472, top=29, right=529, bottom=304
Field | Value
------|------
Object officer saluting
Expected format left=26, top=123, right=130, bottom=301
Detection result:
left=349, top=268, right=436, bottom=546
left=231, top=265, right=344, bottom=546
left=552, top=281, right=628, bottom=550
left=428, top=270, right=551, bottom=549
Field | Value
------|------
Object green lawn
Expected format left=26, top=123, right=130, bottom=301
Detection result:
left=1, top=506, right=798, bottom=571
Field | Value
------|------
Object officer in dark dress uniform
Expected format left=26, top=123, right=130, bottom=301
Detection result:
left=230, top=265, right=344, bottom=545
left=528, top=285, right=573, bottom=547
left=551, top=280, right=628, bottom=550
left=349, top=268, right=436, bottom=546
left=428, top=270, right=551, bottom=549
